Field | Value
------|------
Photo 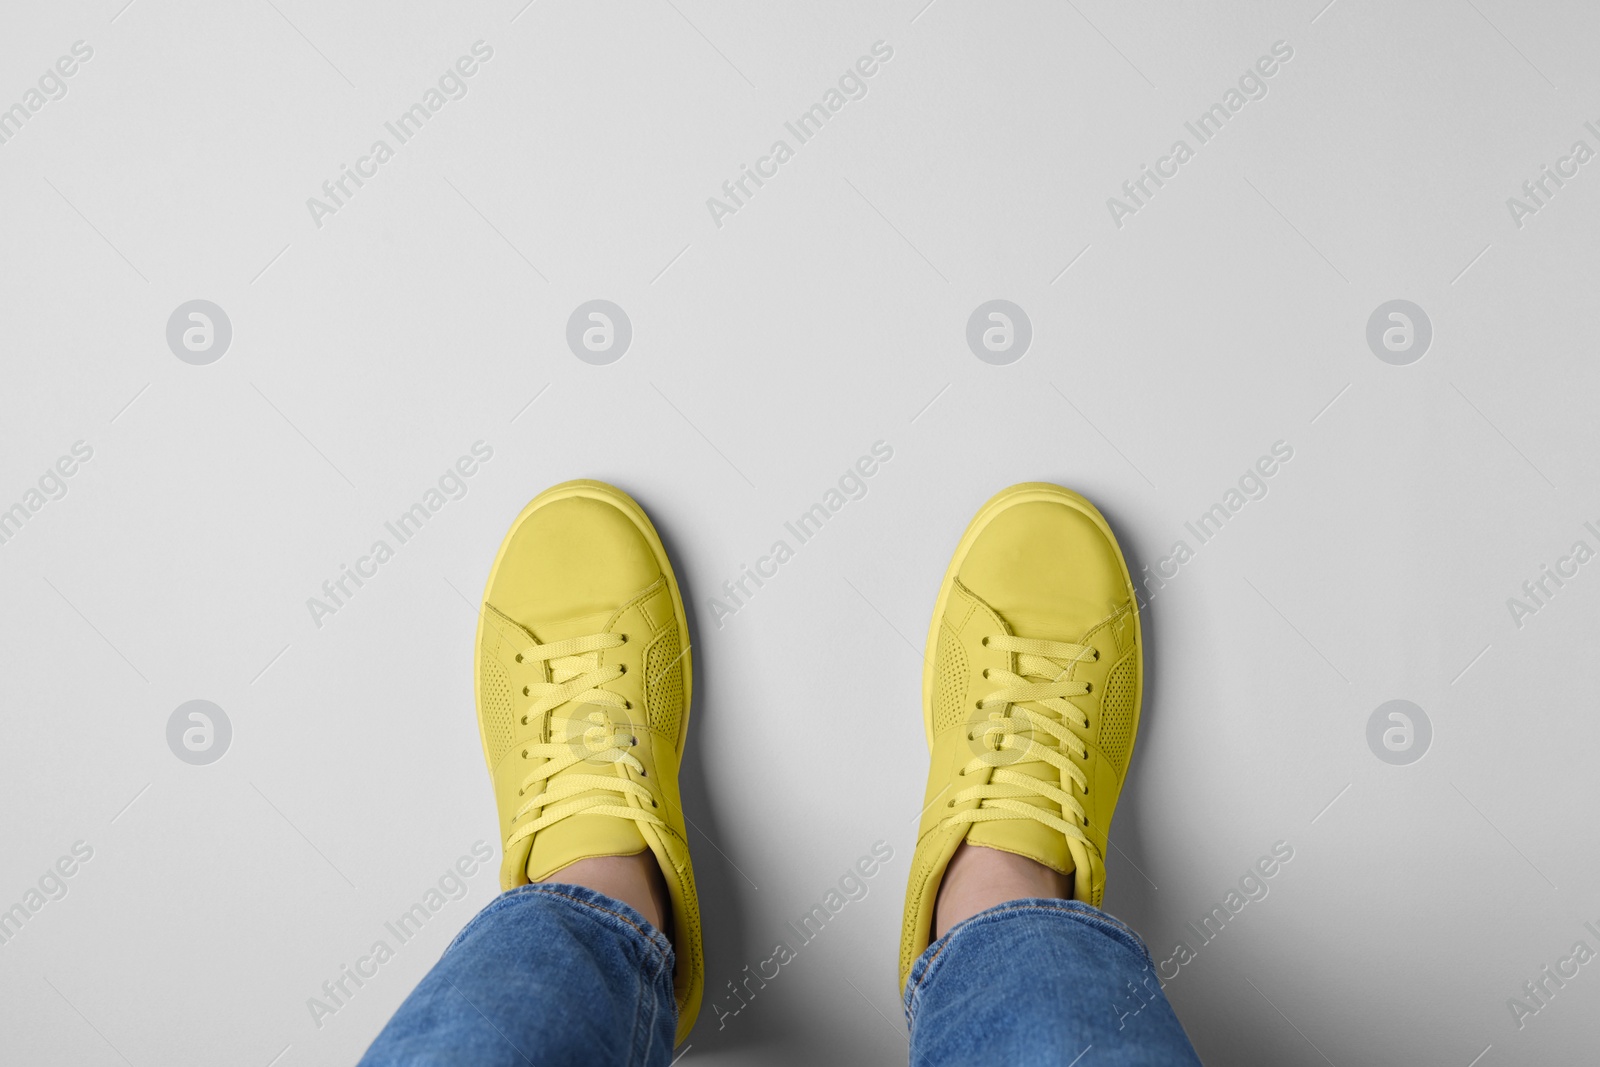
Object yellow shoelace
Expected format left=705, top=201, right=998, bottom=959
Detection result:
left=505, top=633, right=667, bottom=849
left=940, top=635, right=1099, bottom=847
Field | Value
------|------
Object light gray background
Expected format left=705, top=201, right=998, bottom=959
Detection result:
left=2, top=0, right=1597, bottom=1064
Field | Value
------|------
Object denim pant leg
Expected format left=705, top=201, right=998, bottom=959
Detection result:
left=904, top=899, right=1202, bottom=1067
left=359, top=883, right=677, bottom=1067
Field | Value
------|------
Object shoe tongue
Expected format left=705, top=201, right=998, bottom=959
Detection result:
left=527, top=814, right=648, bottom=882
left=529, top=609, right=615, bottom=644
left=524, top=702, right=648, bottom=883
left=964, top=642, right=1084, bottom=882
left=995, top=611, right=1077, bottom=647
left=964, top=810, right=1102, bottom=895
left=965, top=757, right=1075, bottom=878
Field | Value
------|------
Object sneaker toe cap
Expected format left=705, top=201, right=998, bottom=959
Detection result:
left=958, top=498, right=1128, bottom=638
left=490, top=494, right=661, bottom=628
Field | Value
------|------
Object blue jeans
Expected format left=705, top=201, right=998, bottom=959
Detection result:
left=360, top=887, right=1201, bottom=1066
left=904, top=899, right=1201, bottom=1066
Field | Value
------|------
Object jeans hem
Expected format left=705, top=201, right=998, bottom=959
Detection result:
left=904, top=898, right=1155, bottom=1023
left=444, top=882, right=675, bottom=969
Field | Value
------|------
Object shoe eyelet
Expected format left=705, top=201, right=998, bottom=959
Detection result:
left=639, top=769, right=647, bottom=778
left=515, top=654, right=523, bottom=663
left=520, top=716, right=528, bottom=726
left=624, top=701, right=633, bottom=710
left=981, top=669, right=990, bottom=679
left=521, top=749, right=528, bottom=759
left=980, top=637, right=990, bottom=647
left=947, top=800, right=956, bottom=807
left=1083, top=683, right=1092, bottom=693
left=522, top=686, right=530, bottom=696
left=619, top=634, right=628, bottom=644
left=631, top=737, right=639, bottom=747
left=618, top=665, right=627, bottom=675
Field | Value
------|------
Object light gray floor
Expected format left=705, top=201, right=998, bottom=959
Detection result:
left=3, top=1, right=1597, bottom=1064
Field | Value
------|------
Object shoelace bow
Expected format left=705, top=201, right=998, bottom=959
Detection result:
left=504, top=632, right=667, bottom=849
left=940, top=635, right=1100, bottom=848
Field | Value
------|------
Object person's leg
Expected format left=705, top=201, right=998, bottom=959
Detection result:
left=906, top=889, right=1198, bottom=1065
left=900, top=484, right=1200, bottom=1064
left=361, top=481, right=705, bottom=1064
left=359, top=882, right=676, bottom=1067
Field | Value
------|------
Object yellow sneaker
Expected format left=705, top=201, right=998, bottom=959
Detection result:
left=474, top=479, right=702, bottom=1043
left=900, top=483, right=1143, bottom=990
